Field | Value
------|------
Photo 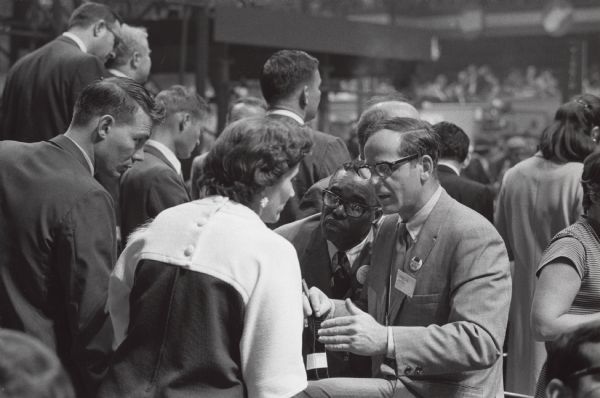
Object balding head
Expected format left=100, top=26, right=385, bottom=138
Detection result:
left=356, top=100, right=420, bottom=157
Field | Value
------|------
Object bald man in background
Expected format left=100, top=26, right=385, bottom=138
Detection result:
left=298, top=96, right=420, bottom=218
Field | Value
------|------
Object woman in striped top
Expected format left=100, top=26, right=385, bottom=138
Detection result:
left=531, top=151, right=600, bottom=397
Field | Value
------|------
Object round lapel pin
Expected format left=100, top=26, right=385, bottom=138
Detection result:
left=409, top=256, right=423, bottom=272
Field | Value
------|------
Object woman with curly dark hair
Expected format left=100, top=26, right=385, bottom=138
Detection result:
left=100, top=117, right=313, bottom=398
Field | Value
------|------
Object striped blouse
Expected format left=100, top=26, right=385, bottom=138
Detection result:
left=534, top=215, right=600, bottom=398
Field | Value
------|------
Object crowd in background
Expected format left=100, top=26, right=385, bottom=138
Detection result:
left=2, top=2, right=600, bottom=398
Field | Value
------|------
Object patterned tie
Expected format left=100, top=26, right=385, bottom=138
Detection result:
left=331, top=251, right=351, bottom=299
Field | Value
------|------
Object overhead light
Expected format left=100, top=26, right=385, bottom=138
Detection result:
left=543, top=0, right=574, bottom=36
left=458, top=5, right=484, bottom=38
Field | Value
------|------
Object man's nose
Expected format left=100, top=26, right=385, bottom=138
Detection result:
left=132, top=147, right=144, bottom=163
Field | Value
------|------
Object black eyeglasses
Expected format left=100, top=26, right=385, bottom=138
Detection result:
left=322, top=189, right=378, bottom=218
left=357, top=153, right=419, bottom=179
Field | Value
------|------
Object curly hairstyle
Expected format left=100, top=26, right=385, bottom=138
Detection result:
left=540, top=94, right=600, bottom=163
left=196, top=117, right=312, bottom=205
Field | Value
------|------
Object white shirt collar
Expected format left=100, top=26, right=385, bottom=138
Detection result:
left=266, top=109, right=305, bottom=125
left=437, top=160, right=461, bottom=176
left=401, top=185, right=443, bottom=242
left=108, top=68, right=130, bottom=78
left=62, top=32, right=87, bottom=53
left=145, top=139, right=181, bottom=175
left=327, top=227, right=374, bottom=273
left=64, top=135, right=94, bottom=175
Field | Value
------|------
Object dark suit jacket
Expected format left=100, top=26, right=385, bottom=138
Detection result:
left=437, top=163, right=495, bottom=223
left=0, top=35, right=107, bottom=142
left=276, top=213, right=371, bottom=377
left=364, top=190, right=511, bottom=397
left=120, top=145, right=190, bottom=243
left=266, top=114, right=351, bottom=228
left=0, top=135, right=115, bottom=396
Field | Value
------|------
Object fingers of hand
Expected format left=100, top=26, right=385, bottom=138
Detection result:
left=302, top=295, right=312, bottom=317
left=321, top=315, right=354, bottom=329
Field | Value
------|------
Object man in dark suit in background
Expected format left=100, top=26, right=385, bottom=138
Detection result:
left=260, top=49, right=351, bottom=227
left=277, top=160, right=381, bottom=378
left=433, top=121, right=495, bottom=222
left=120, top=85, right=209, bottom=242
left=0, top=78, right=164, bottom=396
left=0, top=2, right=121, bottom=142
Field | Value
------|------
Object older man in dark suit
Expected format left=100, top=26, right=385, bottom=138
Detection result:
left=433, top=121, right=495, bottom=222
left=0, top=2, right=121, bottom=142
left=277, top=161, right=381, bottom=378
left=260, top=49, right=351, bottom=227
left=120, top=85, right=209, bottom=242
left=299, top=118, right=511, bottom=398
left=0, top=78, right=164, bottom=396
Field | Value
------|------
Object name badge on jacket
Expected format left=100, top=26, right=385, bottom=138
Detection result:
left=394, top=270, right=416, bottom=297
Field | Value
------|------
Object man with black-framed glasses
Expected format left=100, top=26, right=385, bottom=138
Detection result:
left=545, top=322, right=600, bottom=398
left=0, top=2, right=122, bottom=143
left=277, top=160, right=381, bottom=378
left=298, top=117, right=511, bottom=398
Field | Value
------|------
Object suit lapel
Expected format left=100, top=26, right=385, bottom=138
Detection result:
left=369, top=215, right=399, bottom=324
left=387, top=191, right=453, bottom=324
left=299, top=225, right=332, bottom=294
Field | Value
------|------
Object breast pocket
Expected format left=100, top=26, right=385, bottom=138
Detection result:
left=400, top=293, right=443, bottom=326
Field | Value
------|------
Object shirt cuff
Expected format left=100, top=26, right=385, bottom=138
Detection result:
left=386, top=326, right=395, bottom=358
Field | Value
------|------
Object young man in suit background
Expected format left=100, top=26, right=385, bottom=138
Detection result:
left=277, top=160, right=381, bottom=378
left=120, top=85, right=209, bottom=243
left=0, top=78, right=164, bottom=396
left=299, top=117, right=511, bottom=398
left=433, top=121, right=495, bottom=222
left=0, top=2, right=121, bottom=142
left=260, top=49, right=351, bottom=227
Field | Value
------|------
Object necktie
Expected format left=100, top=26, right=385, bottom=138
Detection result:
left=331, top=251, right=351, bottom=299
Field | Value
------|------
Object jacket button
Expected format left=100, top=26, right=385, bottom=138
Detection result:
left=184, top=245, right=194, bottom=256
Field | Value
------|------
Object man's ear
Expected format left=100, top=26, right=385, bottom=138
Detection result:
left=300, top=86, right=309, bottom=109
left=94, top=115, right=115, bottom=143
left=592, top=126, right=600, bottom=144
left=93, top=20, right=106, bottom=37
left=546, top=378, right=573, bottom=398
left=420, top=155, right=435, bottom=180
left=179, top=113, right=191, bottom=133
left=131, top=52, right=141, bottom=68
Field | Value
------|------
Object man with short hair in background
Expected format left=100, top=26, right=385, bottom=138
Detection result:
left=261, top=49, right=351, bottom=227
left=544, top=322, right=600, bottom=398
left=0, top=78, right=164, bottom=396
left=0, top=2, right=121, bottom=142
left=120, top=85, right=210, bottom=243
left=433, top=121, right=495, bottom=222
left=105, top=24, right=152, bottom=84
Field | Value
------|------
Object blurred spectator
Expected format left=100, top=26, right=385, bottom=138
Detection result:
left=227, top=96, right=267, bottom=123
left=433, top=121, right=495, bottom=222
left=105, top=24, right=151, bottom=84
left=413, top=64, right=559, bottom=104
left=0, top=329, right=75, bottom=398
left=496, top=93, right=600, bottom=396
